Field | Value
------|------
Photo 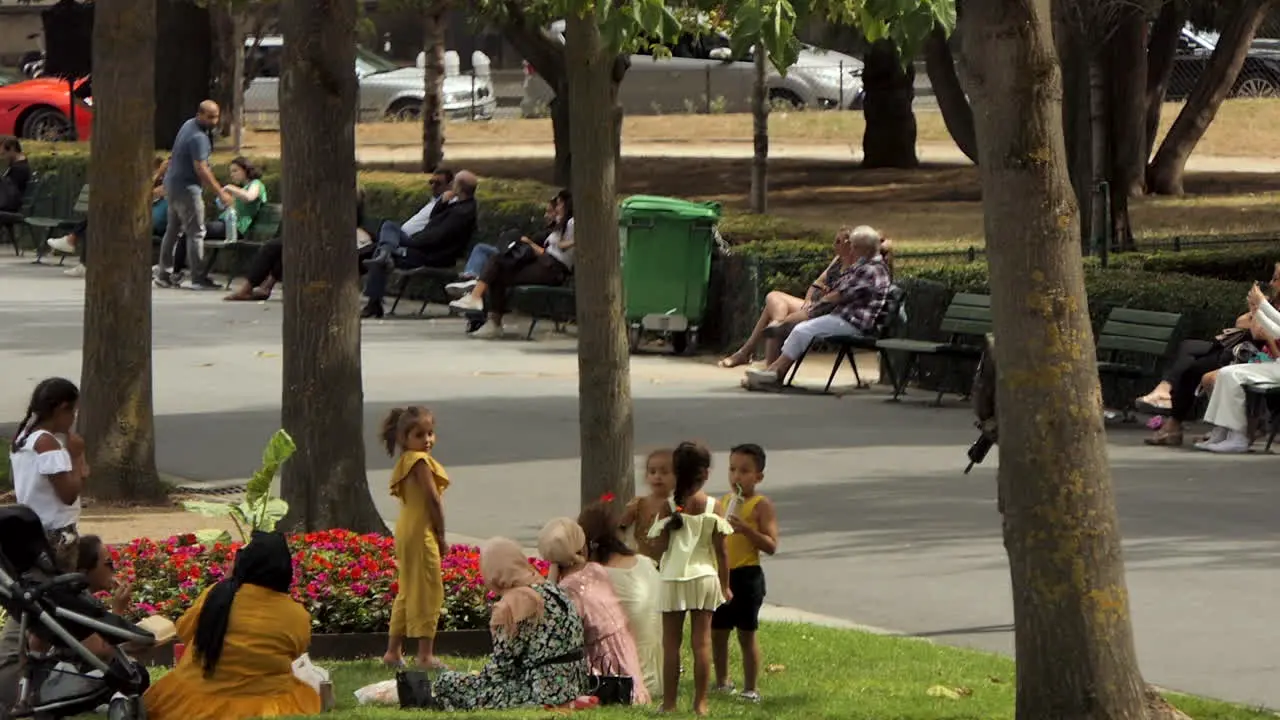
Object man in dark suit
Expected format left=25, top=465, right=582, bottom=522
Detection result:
left=361, top=170, right=479, bottom=319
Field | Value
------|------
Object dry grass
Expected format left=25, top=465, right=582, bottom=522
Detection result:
left=244, top=99, right=1280, bottom=159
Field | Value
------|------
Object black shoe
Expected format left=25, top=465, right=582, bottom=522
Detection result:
left=185, top=277, right=220, bottom=291
left=362, top=248, right=392, bottom=268
left=361, top=303, right=385, bottom=319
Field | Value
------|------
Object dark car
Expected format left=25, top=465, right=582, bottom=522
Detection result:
left=1167, top=26, right=1280, bottom=100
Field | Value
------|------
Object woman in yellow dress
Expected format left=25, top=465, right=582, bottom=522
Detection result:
left=381, top=405, right=449, bottom=669
left=143, top=531, right=320, bottom=720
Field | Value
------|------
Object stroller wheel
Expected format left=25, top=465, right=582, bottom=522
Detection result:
left=107, top=695, right=145, bottom=720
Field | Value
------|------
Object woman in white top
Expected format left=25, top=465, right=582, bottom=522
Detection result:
left=1198, top=283, right=1280, bottom=453
left=577, top=501, right=663, bottom=701
left=9, top=377, right=84, bottom=570
left=448, top=189, right=574, bottom=339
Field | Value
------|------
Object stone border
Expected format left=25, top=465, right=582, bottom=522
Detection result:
left=132, top=629, right=492, bottom=666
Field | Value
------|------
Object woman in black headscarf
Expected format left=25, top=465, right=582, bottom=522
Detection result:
left=143, top=531, right=322, bottom=720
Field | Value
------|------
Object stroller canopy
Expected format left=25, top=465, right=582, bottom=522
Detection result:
left=0, top=505, right=58, bottom=576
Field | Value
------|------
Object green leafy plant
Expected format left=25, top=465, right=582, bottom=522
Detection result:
left=181, top=429, right=296, bottom=546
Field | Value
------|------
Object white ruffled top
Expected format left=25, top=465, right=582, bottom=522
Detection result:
left=647, top=498, right=733, bottom=583
left=10, top=429, right=79, bottom=530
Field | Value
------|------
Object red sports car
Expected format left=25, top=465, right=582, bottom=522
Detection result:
left=0, top=75, right=93, bottom=141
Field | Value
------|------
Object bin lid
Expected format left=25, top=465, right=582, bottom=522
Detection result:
left=620, top=195, right=721, bottom=222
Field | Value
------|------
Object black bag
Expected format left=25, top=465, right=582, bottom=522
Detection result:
left=396, top=670, right=434, bottom=709
left=501, top=236, right=536, bottom=267
left=587, top=671, right=633, bottom=706
left=1215, top=328, right=1261, bottom=364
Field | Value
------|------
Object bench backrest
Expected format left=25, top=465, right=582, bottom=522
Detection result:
left=71, top=184, right=90, bottom=215
left=874, top=284, right=907, bottom=338
left=939, top=293, right=993, bottom=339
left=247, top=203, right=283, bottom=241
left=1096, top=307, right=1183, bottom=361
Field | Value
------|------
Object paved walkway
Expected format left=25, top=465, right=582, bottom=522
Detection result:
left=1, top=257, right=1277, bottom=708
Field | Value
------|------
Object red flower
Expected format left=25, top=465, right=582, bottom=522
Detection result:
left=600, top=492, right=615, bottom=503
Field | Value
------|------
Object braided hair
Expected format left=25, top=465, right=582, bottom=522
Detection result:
left=12, top=378, right=79, bottom=452
left=666, top=441, right=711, bottom=532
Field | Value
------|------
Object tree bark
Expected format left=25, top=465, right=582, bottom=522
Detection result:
left=1144, top=0, right=1186, bottom=163
left=154, top=0, right=211, bottom=150
left=1052, top=10, right=1092, bottom=255
left=421, top=1, right=446, bottom=172
left=279, top=0, right=385, bottom=533
left=861, top=39, right=918, bottom=169
left=1148, top=0, right=1274, bottom=195
left=958, top=0, right=1155, bottom=717
left=1088, top=54, right=1108, bottom=255
left=750, top=42, right=768, bottom=214
left=209, top=0, right=235, bottom=138
left=1106, top=11, right=1146, bottom=250
left=924, top=24, right=978, bottom=164
left=564, top=12, right=635, bottom=509
left=82, top=0, right=166, bottom=503
left=231, top=15, right=245, bottom=154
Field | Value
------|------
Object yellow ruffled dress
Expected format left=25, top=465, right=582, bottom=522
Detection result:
left=143, top=584, right=321, bottom=720
left=648, top=500, right=734, bottom=612
left=389, top=450, right=451, bottom=638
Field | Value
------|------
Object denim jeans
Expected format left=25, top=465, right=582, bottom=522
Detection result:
left=378, top=220, right=408, bottom=251
left=462, top=244, right=499, bottom=278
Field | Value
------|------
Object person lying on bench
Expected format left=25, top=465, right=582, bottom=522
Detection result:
left=742, top=226, right=890, bottom=391
left=360, top=171, right=478, bottom=319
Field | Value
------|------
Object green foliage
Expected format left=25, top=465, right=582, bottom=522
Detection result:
left=182, top=429, right=295, bottom=546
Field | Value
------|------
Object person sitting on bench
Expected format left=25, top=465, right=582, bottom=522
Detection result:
left=1196, top=282, right=1280, bottom=454
left=360, top=171, right=478, bottom=319
left=0, top=137, right=31, bottom=213
left=742, top=226, right=890, bottom=391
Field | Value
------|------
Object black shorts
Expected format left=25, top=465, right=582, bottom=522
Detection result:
left=712, top=566, right=766, bottom=632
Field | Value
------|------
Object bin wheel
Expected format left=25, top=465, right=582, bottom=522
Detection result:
left=671, top=331, right=694, bottom=355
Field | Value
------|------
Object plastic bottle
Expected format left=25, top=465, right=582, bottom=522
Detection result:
left=225, top=208, right=238, bottom=243
left=724, top=484, right=745, bottom=518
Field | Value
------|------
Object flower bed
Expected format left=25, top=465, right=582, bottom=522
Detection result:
left=111, top=530, right=550, bottom=633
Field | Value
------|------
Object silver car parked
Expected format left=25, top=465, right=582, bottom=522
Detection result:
left=243, top=36, right=497, bottom=126
left=521, top=23, right=864, bottom=117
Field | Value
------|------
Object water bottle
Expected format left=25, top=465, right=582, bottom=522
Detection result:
left=724, top=484, right=745, bottom=518
left=225, top=208, right=238, bottom=243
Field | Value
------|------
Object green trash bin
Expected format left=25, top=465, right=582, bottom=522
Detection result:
left=619, top=194, right=721, bottom=354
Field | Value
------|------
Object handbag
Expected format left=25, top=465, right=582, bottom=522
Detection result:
left=587, top=659, right=633, bottom=706
left=1216, top=328, right=1260, bottom=364
left=395, top=670, right=435, bottom=709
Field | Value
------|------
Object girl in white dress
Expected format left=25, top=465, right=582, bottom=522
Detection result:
left=9, top=378, right=84, bottom=570
left=647, top=442, right=733, bottom=716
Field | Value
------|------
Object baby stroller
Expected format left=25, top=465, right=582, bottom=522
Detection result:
left=0, top=506, right=156, bottom=719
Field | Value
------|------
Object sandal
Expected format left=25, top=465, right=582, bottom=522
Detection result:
left=718, top=353, right=749, bottom=369
left=1143, top=429, right=1183, bottom=447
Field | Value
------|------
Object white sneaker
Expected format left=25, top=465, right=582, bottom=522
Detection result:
left=1194, top=426, right=1230, bottom=450
left=64, top=264, right=85, bottom=277
left=47, top=235, right=76, bottom=255
left=449, top=295, right=484, bottom=313
left=445, top=279, right=478, bottom=298
left=744, top=368, right=781, bottom=390
left=1201, top=430, right=1250, bottom=454
left=469, top=320, right=504, bottom=339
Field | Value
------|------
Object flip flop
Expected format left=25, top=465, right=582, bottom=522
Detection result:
left=718, top=354, right=748, bottom=369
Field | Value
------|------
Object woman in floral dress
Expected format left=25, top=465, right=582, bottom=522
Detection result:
left=433, top=537, right=587, bottom=710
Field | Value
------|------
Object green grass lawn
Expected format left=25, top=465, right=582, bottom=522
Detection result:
left=115, top=623, right=1274, bottom=719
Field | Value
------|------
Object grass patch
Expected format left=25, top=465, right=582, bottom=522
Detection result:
left=92, top=624, right=1271, bottom=720
left=240, top=99, right=1280, bottom=160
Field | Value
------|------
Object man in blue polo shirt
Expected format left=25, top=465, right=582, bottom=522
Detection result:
left=155, top=101, right=234, bottom=290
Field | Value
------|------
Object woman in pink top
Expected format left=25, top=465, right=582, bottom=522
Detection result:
left=537, top=517, right=651, bottom=705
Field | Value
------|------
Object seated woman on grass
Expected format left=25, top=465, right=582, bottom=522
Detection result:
left=144, top=531, right=321, bottom=720
left=719, top=233, right=892, bottom=369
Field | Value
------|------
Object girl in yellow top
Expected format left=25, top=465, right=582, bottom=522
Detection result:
left=712, top=443, right=779, bottom=704
left=381, top=406, right=450, bottom=669
left=143, top=531, right=321, bottom=720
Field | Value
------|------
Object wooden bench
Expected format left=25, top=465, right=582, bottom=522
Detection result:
left=1095, top=308, right=1184, bottom=419
left=388, top=265, right=462, bottom=316
left=25, top=182, right=88, bottom=265
left=875, top=292, right=993, bottom=404
left=0, top=173, right=49, bottom=256
left=207, top=202, right=284, bottom=288
left=782, top=284, right=907, bottom=393
left=1244, top=382, right=1280, bottom=452
left=508, top=278, right=576, bottom=340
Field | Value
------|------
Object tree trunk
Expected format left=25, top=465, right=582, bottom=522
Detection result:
left=231, top=15, right=245, bottom=154
left=861, top=39, right=918, bottom=169
left=1148, top=0, right=1274, bottom=195
left=550, top=86, right=572, bottom=187
left=1088, top=54, right=1108, bottom=255
left=1051, top=7, right=1092, bottom=255
left=1144, top=0, right=1186, bottom=163
left=1106, top=12, right=1146, bottom=250
left=209, top=0, right=235, bottom=138
left=82, top=0, right=165, bottom=503
left=564, top=12, right=635, bottom=508
left=924, top=24, right=978, bottom=164
left=750, top=42, right=768, bottom=214
left=421, top=1, right=446, bottom=172
left=154, top=0, right=211, bottom=150
left=958, top=0, right=1157, bottom=716
left=279, top=0, right=385, bottom=533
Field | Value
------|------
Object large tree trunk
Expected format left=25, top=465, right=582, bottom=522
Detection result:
left=155, top=0, right=211, bottom=149
left=279, top=0, right=385, bottom=533
left=230, top=15, right=245, bottom=153
left=1148, top=0, right=1274, bottom=195
left=1144, top=1, right=1186, bottom=163
left=1087, top=55, right=1108, bottom=255
left=82, top=0, right=165, bottom=503
left=550, top=78, right=572, bottom=186
left=1106, top=10, right=1146, bottom=251
left=861, top=39, right=918, bottom=168
left=958, top=0, right=1156, bottom=716
left=924, top=24, right=978, bottom=164
left=750, top=42, right=768, bottom=214
left=209, top=0, right=235, bottom=138
left=564, top=12, right=635, bottom=508
left=1053, top=12, right=1092, bottom=255
left=421, top=1, right=446, bottom=172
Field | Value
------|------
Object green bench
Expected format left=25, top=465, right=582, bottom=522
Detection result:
left=207, top=202, right=284, bottom=288
left=1095, top=308, right=1184, bottom=419
left=1244, top=382, right=1280, bottom=452
left=782, top=284, right=907, bottom=393
left=508, top=278, right=576, bottom=340
left=876, top=292, right=993, bottom=404
left=0, top=173, right=49, bottom=256
left=26, top=182, right=88, bottom=265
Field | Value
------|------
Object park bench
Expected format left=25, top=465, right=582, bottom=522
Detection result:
left=782, top=284, right=908, bottom=393
left=875, top=292, right=992, bottom=404
left=1095, top=307, right=1184, bottom=420
left=0, top=173, right=49, bottom=256
left=508, top=276, right=576, bottom=340
left=386, top=233, right=491, bottom=317
left=25, top=182, right=88, bottom=265
left=1244, top=382, right=1280, bottom=452
left=207, top=202, right=284, bottom=289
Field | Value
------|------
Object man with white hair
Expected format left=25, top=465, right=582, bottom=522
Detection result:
left=744, top=225, right=891, bottom=391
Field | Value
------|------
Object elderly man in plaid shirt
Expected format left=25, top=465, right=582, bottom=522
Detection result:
left=744, top=225, right=891, bottom=391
